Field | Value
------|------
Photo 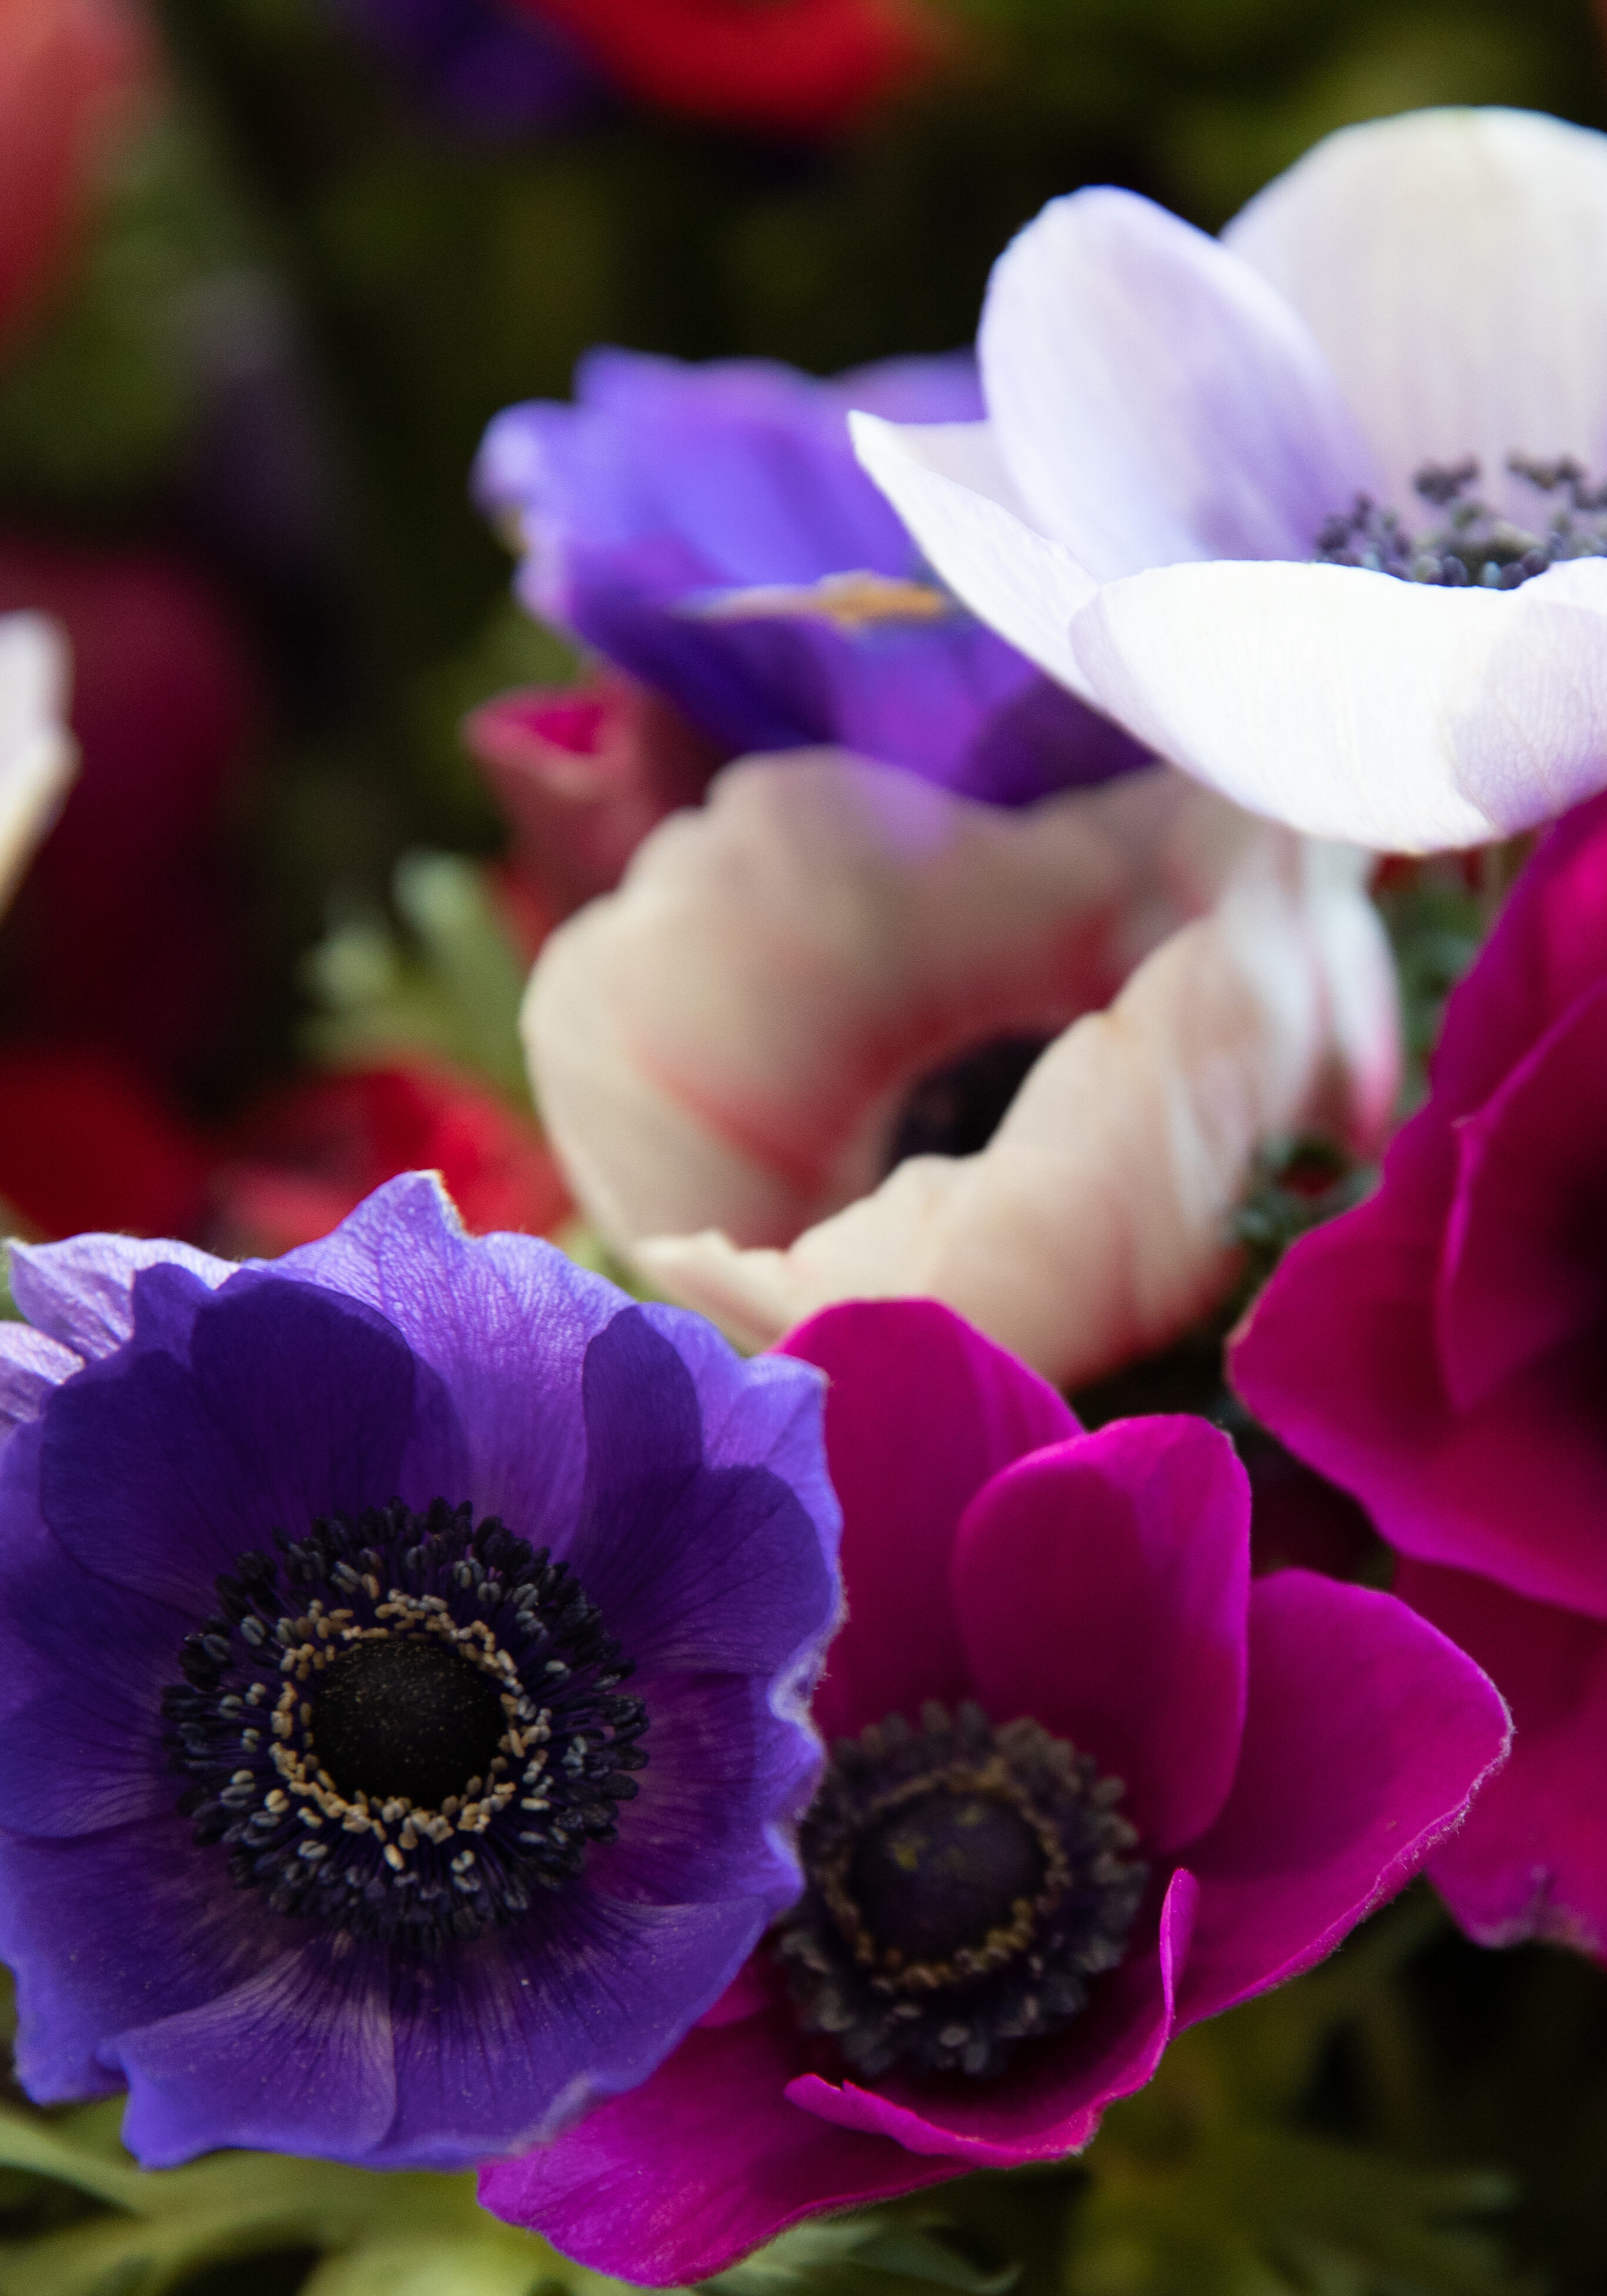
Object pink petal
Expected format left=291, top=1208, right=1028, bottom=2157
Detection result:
left=786, top=1868, right=1196, bottom=2167
left=1398, top=1560, right=1607, bottom=1954
left=1428, top=787, right=1607, bottom=1118
left=477, top=1984, right=960, bottom=2286
left=1232, top=1121, right=1607, bottom=1622
left=644, top=822, right=1399, bottom=1385
left=779, top=1297, right=1076, bottom=1743
left=951, top=1418, right=1249, bottom=1856
left=1435, top=980, right=1607, bottom=1411
left=1179, top=1572, right=1511, bottom=2026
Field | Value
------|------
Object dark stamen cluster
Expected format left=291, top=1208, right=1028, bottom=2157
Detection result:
left=1312, top=455, right=1607, bottom=589
left=161, top=1498, right=647, bottom=1954
left=777, top=1701, right=1144, bottom=2081
left=886, top=1034, right=1052, bottom=1171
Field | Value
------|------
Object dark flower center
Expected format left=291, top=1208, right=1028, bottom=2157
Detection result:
left=161, top=1496, right=649, bottom=1955
left=777, top=1701, right=1144, bottom=2081
left=887, top=1035, right=1051, bottom=1171
left=1312, top=454, right=1607, bottom=589
left=849, top=1790, right=1047, bottom=1964
left=309, top=1636, right=509, bottom=1810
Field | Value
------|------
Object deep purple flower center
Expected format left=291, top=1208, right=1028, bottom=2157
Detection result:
left=886, top=1035, right=1051, bottom=1171
left=1312, top=455, right=1607, bottom=589
left=161, top=1497, right=649, bottom=1956
left=777, top=1701, right=1144, bottom=2081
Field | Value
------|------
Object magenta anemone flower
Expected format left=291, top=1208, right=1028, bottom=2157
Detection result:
left=1232, top=786, right=1607, bottom=1950
left=481, top=1300, right=1508, bottom=2283
left=0, top=1175, right=841, bottom=2169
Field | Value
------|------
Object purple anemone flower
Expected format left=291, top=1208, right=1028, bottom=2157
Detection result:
left=1232, top=787, right=1607, bottom=1951
left=333, top=0, right=602, bottom=135
left=473, top=348, right=1147, bottom=806
left=482, top=1300, right=1508, bottom=2284
left=855, top=108, right=1607, bottom=851
left=0, top=1173, right=841, bottom=2170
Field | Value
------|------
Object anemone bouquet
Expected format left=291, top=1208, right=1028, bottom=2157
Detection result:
left=2, top=4, right=1607, bottom=2295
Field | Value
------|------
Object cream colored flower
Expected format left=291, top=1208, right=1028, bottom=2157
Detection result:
left=524, top=750, right=1398, bottom=1386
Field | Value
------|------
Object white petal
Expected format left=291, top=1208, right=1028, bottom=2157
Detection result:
left=1225, top=108, right=1607, bottom=522
left=847, top=412, right=1097, bottom=695
left=523, top=751, right=1264, bottom=1255
left=1066, top=556, right=1607, bottom=851
left=638, top=828, right=1399, bottom=1384
left=0, top=615, right=74, bottom=916
left=978, top=186, right=1375, bottom=577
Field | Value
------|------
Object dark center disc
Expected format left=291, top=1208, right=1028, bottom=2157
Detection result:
left=308, top=1635, right=507, bottom=1809
left=848, top=1790, right=1046, bottom=1966
left=887, top=1036, right=1050, bottom=1169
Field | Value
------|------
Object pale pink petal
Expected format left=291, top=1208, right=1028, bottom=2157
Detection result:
left=1225, top=108, right=1607, bottom=524
left=1067, top=556, right=1607, bottom=851
left=847, top=413, right=1098, bottom=694
left=640, top=828, right=1399, bottom=1386
left=524, top=752, right=1260, bottom=1254
left=979, top=188, right=1374, bottom=579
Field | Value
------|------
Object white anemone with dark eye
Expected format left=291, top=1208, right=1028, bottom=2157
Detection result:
left=851, top=108, right=1607, bottom=853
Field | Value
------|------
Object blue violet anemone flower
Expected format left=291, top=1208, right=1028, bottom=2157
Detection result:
left=474, top=348, right=1147, bottom=807
left=0, top=1174, right=842, bottom=2170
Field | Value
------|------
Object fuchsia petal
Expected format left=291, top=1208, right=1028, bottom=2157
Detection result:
left=1429, top=788, right=1607, bottom=1117
left=1178, top=1573, right=1510, bottom=2025
left=779, top=1299, right=1076, bottom=1743
left=1399, top=1560, right=1607, bottom=1955
left=1234, top=1149, right=1607, bottom=1622
left=951, top=1418, right=1249, bottom=1855
left=1435, top=980, right=1607, bottom=1411
left=785, top=1869, right=1196, bottom=2168
left=477, top=1988, right=958, bottom=2286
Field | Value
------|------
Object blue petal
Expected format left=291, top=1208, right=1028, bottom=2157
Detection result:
left=378, top=1891, right=771, bottom=2169
left=270, top=1172, right=626, bottom=1552
left=39, top=1264, right=457, bottom=1612
left=567, top=1306, right=840, bottom=1680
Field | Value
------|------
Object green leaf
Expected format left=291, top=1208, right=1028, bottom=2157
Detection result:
left=300, top=850, right=532, bottom=1106
left=1068, top=2121, right=1518, bottom=2296
left=711, top=2214, right=1015, bottom=2296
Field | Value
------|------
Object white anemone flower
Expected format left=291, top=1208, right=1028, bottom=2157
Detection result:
left=852, top=108, right=1607, bottom=854
left=0, top=615, right=73, bottom=914
left=523, top=750, right=1399, bottom=1387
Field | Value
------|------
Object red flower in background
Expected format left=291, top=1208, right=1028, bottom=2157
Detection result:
left=0, top=540, right=258, bottom=1081
left=506, top=0, right=936, bottom=136
left=0, top=0, right=149, bottom=349
left=212, top=1062, right=572, bottom=1256
left=0, top=1047, right=212, bottom=1241
left=0, top=1051, right=568, bottom=1254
